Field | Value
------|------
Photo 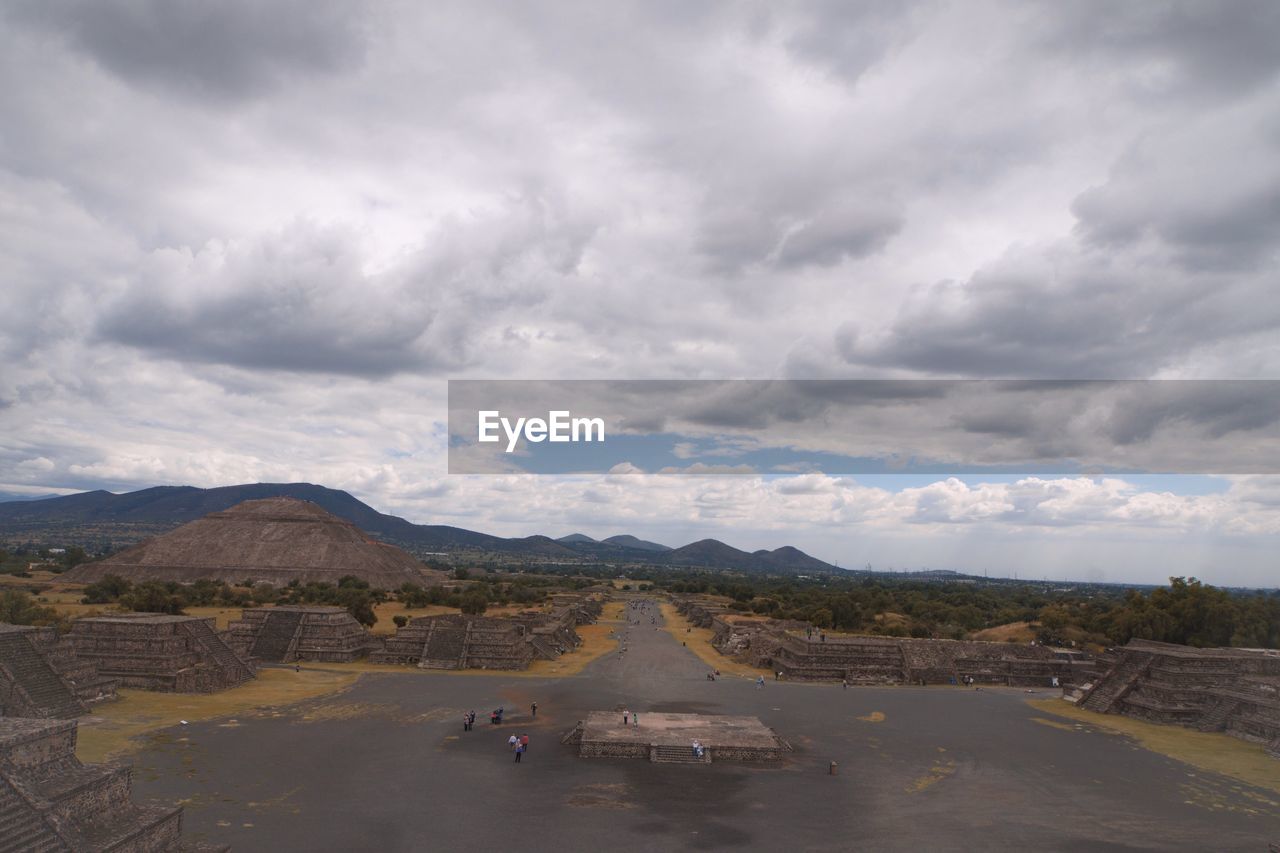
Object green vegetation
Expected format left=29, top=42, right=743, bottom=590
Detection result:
left=0, top=544, right=93, bottom=577
left=81, top=574, right=386, bottom=627
left=619, top=570, right=1280, bottom=649
left=0, top=589, right=65, bottom=629
left=394, top=575, right=553, bottom=612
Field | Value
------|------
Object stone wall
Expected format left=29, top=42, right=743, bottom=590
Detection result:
left=684, top=603, right=1078, bottom=687
left=1081, top=639, right=1280, bottom=749
left=68, top=614, right=254, bottom=693
left=0, top=716, right=227, bottom=852
left=0, top=624, right=118, bottom=719
left=370, top=614, right=535, bottom=670
left=227, top=606, right=370, bottom=663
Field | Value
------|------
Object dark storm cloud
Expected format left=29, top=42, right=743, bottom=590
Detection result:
left=1038, top=1, right=1280, bottom=98
left=92, top=224, right=451, bottom=377
left=8, top=0, right=368, bottom=101
left=448, top=380, right=1280, bottom=474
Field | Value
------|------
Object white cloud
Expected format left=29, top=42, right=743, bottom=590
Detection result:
left=2, top=1, right=1279, bottom=584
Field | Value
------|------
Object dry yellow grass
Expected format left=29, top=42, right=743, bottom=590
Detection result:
left=525, top=622, right=618, bottom=677
left=971, top=621, right=1038, bottom=643
left=0, top=570, right=64, bottom=587
left=76, top=668, right=360, bottom=763
left=658, top=602, right=768, bottom=678
left=1026, top=698, right=1280, bottom=796
left=182, top=606, right=244, bottom=630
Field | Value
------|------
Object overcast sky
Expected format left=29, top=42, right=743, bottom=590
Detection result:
left=2, top=1, right=1279, bottom=586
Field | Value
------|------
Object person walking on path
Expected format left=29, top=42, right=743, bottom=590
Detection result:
left=842, top=679, right=848, bottom=690
left=463, top=712, right=470, bottom=732
left=623, top=710, right=629, bottom=725
left=514, top=743, right=524, bottom=763
left=756, top=675, right=765, bottom=689
left=520, top=733, right=529, bottom=752
left=508, top=734, right=518, bottom=750
left=531, top=701, right=538, bottom=718
left=632, top=713, right=639, bottom=728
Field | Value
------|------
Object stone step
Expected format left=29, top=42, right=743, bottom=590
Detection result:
left=0, top=633, right=84, bottom=718
left=0, top=780, right=64, bottom=853
left=650, top=744, right=711, bottom=764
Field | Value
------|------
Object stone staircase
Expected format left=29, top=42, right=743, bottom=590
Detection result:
left=528, top=635, right=561, bottom=660
left=180, top=620, right=254, bottom=685
left=1, top=717, right=220, bottom=852
left=649, top=744, right=711, bottom=764
left=0, top=632, right=86, bottom=720
left=1081, top=652, right=1152, bottom=714
left=0, top=773, right=63, bottom=853
left=418, top=626, right=466, bottom=670
left=1196, top=697, right=1241, bottom=732
left=250, top=609, right=305, bottom=662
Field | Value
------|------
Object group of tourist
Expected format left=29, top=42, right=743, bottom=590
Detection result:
left=459, top=703, right=539, bottom=763
left=508, top=732, right=530, bottom=762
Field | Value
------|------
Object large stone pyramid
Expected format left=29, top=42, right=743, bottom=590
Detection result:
left=62, top=497, right=432, bottom=590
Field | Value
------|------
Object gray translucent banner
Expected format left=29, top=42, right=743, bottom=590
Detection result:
left=447, top=380, right=1280, bottom=475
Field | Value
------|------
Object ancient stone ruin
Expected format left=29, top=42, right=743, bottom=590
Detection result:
left=62, top=497, right=445, bottom=590
left=0, top=716, right=226, bottom=852
left=0, top=625, right=117, bottom=720
left=68, top=614, right=254, bottom=693
left=370, top=614, right=537, bottom=670
left=227, top=606, right=372, bottom=663
left=370, top=593, right=602, bottom=670
left=676, top=596, right=1080, bottom=686
left=1078, top=639, right=1280, bottom=752
left=564, top=711, right=790, bottom=764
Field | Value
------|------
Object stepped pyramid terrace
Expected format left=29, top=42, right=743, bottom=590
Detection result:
left=227, top=605, right=373, bottom=663
left=67, top=614, right=254, bottom=693
left=675, top=596, right=1085, bottom=687
left=370, top=614, right=538, bottom=670
left=61, top=497, right=444, bottom=590
left=370, top=592, right=602, bottom=670
left=0, top=625, right=117, bottom=719
left=1077, top=639, right=1280, bottom=752
left=0, top=717, right=225, bottom=852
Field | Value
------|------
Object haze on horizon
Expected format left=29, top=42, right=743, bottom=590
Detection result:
left=2, top=1, right=1280, bottom=588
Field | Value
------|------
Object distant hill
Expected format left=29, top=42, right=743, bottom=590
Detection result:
left=0, top=483, right=838, bottom=574
left=0, top=483, right=578, bottom=559
left=603, top=534, right=670, bottom=552
left=754, top=545, right=838, bottom=573
left=660, top=539, right=835, bottom=574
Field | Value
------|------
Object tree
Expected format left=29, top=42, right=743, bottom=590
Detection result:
left=336, top=587, right=377, bottom=627
left=459, top=590, right=488, bottom=615
left=82, top=574, right=132, bottom=604
left=393, top=614, right=409, bottom=629
left=121, top=582, right=185, bottom=615
left=0, top=589, right=62, bottom=627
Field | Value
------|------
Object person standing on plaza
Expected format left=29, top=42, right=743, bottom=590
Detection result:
left=515, top=743, right=524, bottom=763
left=508, top=733, right=518, bottom=750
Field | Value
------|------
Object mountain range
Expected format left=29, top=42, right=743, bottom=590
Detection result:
left=0, top=483, right=840, bottom=575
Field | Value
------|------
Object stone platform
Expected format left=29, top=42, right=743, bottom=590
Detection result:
left=570, top=711, right=788, bottom=764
